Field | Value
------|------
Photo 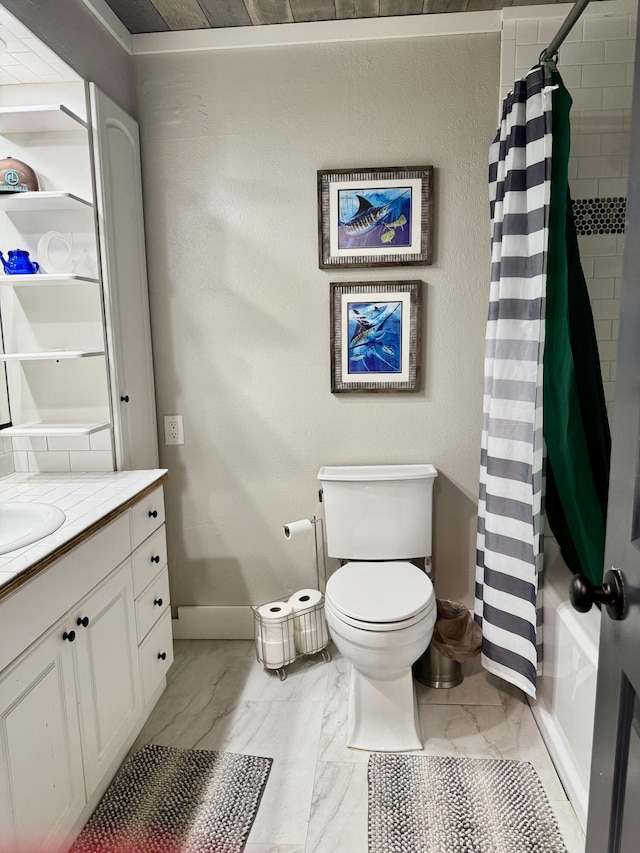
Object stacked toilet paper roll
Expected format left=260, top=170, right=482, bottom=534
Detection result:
left=255, top=601, right=296, bottom=669
left=288, top=589, right=329, bottom=655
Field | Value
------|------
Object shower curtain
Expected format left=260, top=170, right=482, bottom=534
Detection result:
left=476, top=65, right=611, bottom=698
left=475, top=67, right=553, bottom=699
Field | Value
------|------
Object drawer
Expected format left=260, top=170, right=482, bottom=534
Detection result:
left=131, top=525, right=167, bottom=598
left=139, top=609, right=173, bottom=705
left=130, top=485, right=165, bottom=550
left=135, top=567, right=170, bottom=644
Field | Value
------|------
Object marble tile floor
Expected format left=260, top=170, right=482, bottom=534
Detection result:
left=133, top=640, right=586, bottom=853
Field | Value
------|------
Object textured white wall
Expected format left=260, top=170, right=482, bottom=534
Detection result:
left=136, top=33, right=500, bottom=610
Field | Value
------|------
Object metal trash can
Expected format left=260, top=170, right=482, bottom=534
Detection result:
left=414, top=644, right=463, bottom=688
left=413, top=599, right=482, bottom=689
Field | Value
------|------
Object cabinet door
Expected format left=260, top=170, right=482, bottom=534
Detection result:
left=0, top=627, right=85, bottom=851
left=89, top=83, right=159, bottom=470
left=73, top=559, right=141, bottom=795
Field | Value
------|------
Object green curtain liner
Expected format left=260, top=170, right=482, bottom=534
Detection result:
left=543, top=69, right=611, bottom=586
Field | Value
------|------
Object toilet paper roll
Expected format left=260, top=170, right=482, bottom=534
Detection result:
left=255, top=601, right=296, bottom=668
left=282, top=519, right=313, bottom=540
left=294, top=620, right=329, bottom=655
left=288, top=588, right=323, bottom=611
left=288, top=590, right=329, bottom=654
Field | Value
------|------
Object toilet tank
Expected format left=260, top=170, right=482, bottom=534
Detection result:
left=318, top=464, right=437, bottom=560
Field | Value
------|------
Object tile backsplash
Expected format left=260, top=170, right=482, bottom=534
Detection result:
left=11, top=429, right=115, bottom=474
left=500, top=8, right=637, bottom=414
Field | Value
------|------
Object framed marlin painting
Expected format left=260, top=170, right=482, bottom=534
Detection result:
left=317, top=166, right=433, bottom=269
left=330, top=281, right=421, bottom=393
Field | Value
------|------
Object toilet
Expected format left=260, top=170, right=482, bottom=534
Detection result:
left=318, top=464, right=438, bottom=752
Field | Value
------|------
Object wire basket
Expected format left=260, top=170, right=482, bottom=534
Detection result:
left=251, top=595, right=331, bottom=681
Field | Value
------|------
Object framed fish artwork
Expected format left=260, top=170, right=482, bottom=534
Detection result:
left=330, top=281, right=421, bottom=393
left=317, top=166, right=433, bottom=269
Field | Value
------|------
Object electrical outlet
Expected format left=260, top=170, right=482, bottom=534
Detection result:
left=164, top=415, right=184, bottom=445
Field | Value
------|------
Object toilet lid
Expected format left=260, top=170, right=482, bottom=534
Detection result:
left=326, top=561, right=434, bottom=624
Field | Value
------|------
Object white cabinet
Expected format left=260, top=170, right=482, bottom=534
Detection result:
left=0, top=485, right=172, bottom=850
left=0, top=624, right=85, bottom=851
left=0, top=86, right=158, bottom=471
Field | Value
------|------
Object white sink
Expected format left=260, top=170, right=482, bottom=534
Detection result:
left=0, top=502, right=66, bottom=555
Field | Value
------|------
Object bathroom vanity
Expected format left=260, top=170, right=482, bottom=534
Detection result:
left=0, top=469, right=171, bottom=850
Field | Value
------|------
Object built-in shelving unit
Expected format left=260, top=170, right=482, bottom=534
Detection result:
left=1, top=421, right=111, bottom=437
left=0, top=191, right=93, bottom=212
left=0, top=351, right=105, bottom=361
left=0, top=104, right=87, bottom=134
left=0, top=273, right=99, bottom=286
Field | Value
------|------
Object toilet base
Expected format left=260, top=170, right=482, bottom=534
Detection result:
left=346, top=664, right=422, bottom=751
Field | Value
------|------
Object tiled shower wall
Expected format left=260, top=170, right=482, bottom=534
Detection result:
left=500, top=8, right=637, bottom=412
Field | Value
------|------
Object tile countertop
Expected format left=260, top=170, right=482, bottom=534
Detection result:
left=0, top=469, right=168, bottom=600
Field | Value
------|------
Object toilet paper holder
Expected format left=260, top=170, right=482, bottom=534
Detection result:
left=251, top=593, right=331, bottom=681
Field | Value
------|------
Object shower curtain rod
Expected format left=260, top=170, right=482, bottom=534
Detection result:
left=539, top=0, right=603, bottom=63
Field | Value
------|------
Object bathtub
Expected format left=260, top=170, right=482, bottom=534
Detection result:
left=529, top=540, right=601, bottom=832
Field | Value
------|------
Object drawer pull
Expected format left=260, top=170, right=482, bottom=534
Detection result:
left=63, top=630, right=76, bottom=643
left=158, top=652, right=167, bottom=661
left=76, top=616, right=89, bottom=628
left=149, top=510, right=158, bottom=518
left=151, top=555, right=160, bottom=564
left=154, top=597, right=163, bottom=607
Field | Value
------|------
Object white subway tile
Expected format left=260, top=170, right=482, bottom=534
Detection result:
left=594, top=255, right=623, bottom=277
left=604, top=39, right=636, bottom=64
left=584, top=16, right=631, bottom=42
left=557, top=65, right=583, bottom=89
left=10, top=51, right=55, bottom=77
left=603, top=86, right=633, bottom=110
left=616, top=235, right=626, bottom=255
left=587, top=278, right=615, bottom=299
left=614, top=279, right=623, bottom=299
left=577, top=110, right=625, bottom=134
left=515, top=43, right=544, bottom=69
left=571, top=133, right=601, bottom=157
left=593, top=319, right=612, bottom=340
left=516, top=20, right=539, bottom=45
left=622, top=153, right=629, bottom=177
left=503, top=20, right=516, bottom=41
left=501, top=39, right=516, bottom=86
left=599, top=132, right=630, bottom=155
left=582, top=63, right=629, bottom=88
left=578, top=233, right=618, bottom=256
left=572, top=88, right=604, bottom=112
left=623, top=110, right=632, bottom=131
left=47, top=435, right=91, bottom=452
left=0, top=72, right=19, bottom=85
left=568, top=157, right=578, bottom=180
left=577, top=155, right=622, bottom=180
left=612, top=319, right=619, bottom=339
left=599, top=361, right=611, bottom=382
left=580, top=256, right=595, bottom=278
left=597, top=339, right=619, bottom=361
left=597, top=177, right=628, bottom=197
left=20, top=38, right=61, bottom=65
left=69, top=451, right=114, bottom=473
left=5, top=64, right=40, bottom=84
left=627, top=63, right=635, bottom=86
left=603, top=381, right=616, bottom=402
left=570, top=178, right=599, bottom=199
left=12, top=437, right=47, bottom=452
left=13, top=451, right=28, bottom=472
left=89, top=429, right=113, bottom=451
left=560, top=41, right=606, bottom=66
left=610, top=361, right=617, bottom=382
left=0, top=454, right=14, bottom=476
left=27, top=451, right=71, bottom=473
left=540, top=17, right=583, bottom=45
left=591, top=299, right=620, bottom=322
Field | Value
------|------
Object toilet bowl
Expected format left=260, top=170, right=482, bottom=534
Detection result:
left=325, top=561, right=436, bottom=751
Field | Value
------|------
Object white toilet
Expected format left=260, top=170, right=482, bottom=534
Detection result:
left=318, top=464, right=438, bottom=752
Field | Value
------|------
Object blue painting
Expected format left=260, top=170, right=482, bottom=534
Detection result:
left=338, top=187, right=412, bottom=250
left=347, top=300, right=402, bottom=374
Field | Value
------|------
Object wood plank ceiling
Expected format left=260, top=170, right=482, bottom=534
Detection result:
left=103, top=0, right=572, bottom=34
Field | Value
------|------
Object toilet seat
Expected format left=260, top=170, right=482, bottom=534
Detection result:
left=325, top=561, right=435, bottom=631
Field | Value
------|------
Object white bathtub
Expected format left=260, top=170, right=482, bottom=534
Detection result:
left=529, top=540, right=601, bottom=832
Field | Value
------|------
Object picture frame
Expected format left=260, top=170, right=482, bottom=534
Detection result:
left=330, top=281, right=422, bottom=393
left=317, top=166, right=433, bottom=269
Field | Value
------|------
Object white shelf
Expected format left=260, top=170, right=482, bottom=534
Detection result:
left=0, top=191, right=93, bottom=212
left=1, top=422, right=111, bottom=437
left=0, top=105, right=87, bottom=134
left=0, top=273, right=99, bottom=286
left=0, top=350, right=105, bottom=361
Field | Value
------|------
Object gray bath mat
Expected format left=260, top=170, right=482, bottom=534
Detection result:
left=368, top=754, right=567, bottom=852
left=71, top=743, right=272, bottom=852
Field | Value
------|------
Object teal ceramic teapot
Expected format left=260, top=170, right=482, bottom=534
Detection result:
left=0, top=249, right=39, bottom=274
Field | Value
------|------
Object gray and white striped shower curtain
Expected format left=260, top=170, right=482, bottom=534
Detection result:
left=475, top=67, right=554, bottom=699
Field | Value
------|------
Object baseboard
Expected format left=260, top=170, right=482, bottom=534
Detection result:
left=172, top=605, right=254, bottom=639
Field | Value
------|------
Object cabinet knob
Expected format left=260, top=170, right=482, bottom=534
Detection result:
left=151, top=555, right=160, bottom=564
left=63, top=630, right=76, bottom=643
left=158, top=652, right=167, bottom=661
left=154, top=597, right=163, bottom=607
left=120, top=395, right=130, bottom=403
left=76, top=616, right=89, bottom=628
left=149, top=510, right=158, bottom=518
